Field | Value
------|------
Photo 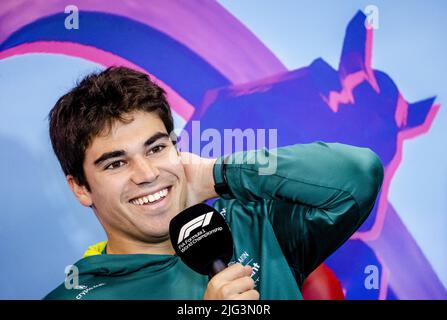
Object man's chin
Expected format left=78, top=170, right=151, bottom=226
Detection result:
left=148, top=232, right=170, bottom=242
left=136, top=225, right=171, bottom=243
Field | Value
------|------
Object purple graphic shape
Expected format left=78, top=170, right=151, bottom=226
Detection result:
left=184, top=11, right=443, bottom=299
left=0, top=0, right=286, bottom=84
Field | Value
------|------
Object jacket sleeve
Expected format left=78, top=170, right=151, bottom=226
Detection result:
left=213, top=141, right=384, bottom=285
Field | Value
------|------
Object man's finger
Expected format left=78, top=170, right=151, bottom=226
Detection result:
left=232, top=289, right=260, bottom=300
left=211, top=263, right=252, bottom=283
left=222, top=276, right=255, bottom=296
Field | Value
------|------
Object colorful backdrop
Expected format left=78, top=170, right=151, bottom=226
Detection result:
left=0, top=0, right=445, bottom=299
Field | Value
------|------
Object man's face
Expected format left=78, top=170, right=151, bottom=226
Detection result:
left=79, top=110, right=187, bottom=243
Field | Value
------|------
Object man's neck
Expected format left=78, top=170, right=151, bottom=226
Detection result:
left=105, top=235, right=176, bottom=255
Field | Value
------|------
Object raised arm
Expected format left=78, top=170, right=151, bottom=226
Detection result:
left=213, top=141, right=384, bottom=285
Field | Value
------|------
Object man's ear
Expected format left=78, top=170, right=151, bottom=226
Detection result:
left=66, top=175, right=93, bottom=207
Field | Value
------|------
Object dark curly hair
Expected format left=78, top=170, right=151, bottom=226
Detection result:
left=49, top=66, right=174, bottom=190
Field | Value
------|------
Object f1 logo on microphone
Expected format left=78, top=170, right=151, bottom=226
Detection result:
left=177, top=211, right=213, bottom=244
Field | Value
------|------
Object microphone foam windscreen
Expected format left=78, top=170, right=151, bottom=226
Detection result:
left=169, top=203, right=234, bottom=275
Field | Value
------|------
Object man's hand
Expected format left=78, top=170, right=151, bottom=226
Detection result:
left=180, top=152, right=219, bottom=207
left=203, top=263, right=259, bottom=300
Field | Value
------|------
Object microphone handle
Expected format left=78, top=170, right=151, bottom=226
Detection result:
left=209, top=259, right=227, bottom=279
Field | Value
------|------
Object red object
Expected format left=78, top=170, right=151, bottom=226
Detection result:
left=302, top=263, right=345, bottom=300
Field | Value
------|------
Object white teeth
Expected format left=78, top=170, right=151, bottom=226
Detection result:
left=131, top=188, right=169, bottom=205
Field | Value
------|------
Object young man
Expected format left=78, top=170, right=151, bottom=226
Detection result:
left=44, top=67, right=383, bottom=300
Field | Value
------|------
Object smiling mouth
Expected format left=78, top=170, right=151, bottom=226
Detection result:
left=129, top=186, right=172, bottom=206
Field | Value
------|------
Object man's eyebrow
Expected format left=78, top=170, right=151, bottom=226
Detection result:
left=93, top=132, right=170, bottom=167
left=94, top=150, right=126, bottom=167
left=144, top=132, right=170, bottom=147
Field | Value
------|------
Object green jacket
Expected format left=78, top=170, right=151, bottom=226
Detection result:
left=44, top=142, right=383, bottom=300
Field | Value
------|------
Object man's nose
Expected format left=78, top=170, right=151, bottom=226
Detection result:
left=131, top=157, right=159, bottom=185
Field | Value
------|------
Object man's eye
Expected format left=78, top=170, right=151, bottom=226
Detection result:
left=148, top=145, right=166, bottom=155
left=105, top=160, right=125, bottom=170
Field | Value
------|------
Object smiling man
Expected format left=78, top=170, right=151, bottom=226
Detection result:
left=74, top=111, right=187, bottom=255
left=44, top=67, right=383, bottom=300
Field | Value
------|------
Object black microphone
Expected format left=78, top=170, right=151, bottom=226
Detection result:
left=169, top=203, right=234, bottom=278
